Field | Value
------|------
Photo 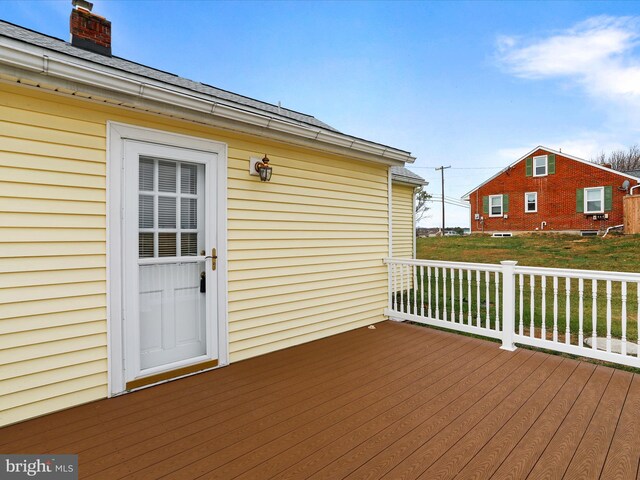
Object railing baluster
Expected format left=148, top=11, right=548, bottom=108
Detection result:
left=541, top=276, right=546, bottom=340
left=476, top=270, right=481, bottom=327
left=485, top=271, right=490, bottom=329
left=565, top=277, right=571, bottom=345
left=495, top=271, right=500, bottom=331
left=606, top=280, right=612, bottom=353
left=578, top=278, right=584, bottom=347
left=592, top=279, right=598, bottom=350
left=459, top=268, right=464, bottom=323
left=443, top=268, right=448, bottom=322
left=391, top=263, right=396, bottom=311
left=435, top=267, right=440, bottom=320
left=530, top=275, right=535, bottom=338
left=467, top=269, right=472, bottom=325
left=553, top=276, right=558, bottom=343
left=621, top=281, right=627, bottom=356
left=427, top=266, right=432, bottom=318
left=400, top=264, right=409, bottom=313
left=450, top=268, right=456, bottom=322
left=420, top=265, right=425, bottom=317
left=412, top=264, right=417, bottom=315
left=518, top=273, right=524, bottom=336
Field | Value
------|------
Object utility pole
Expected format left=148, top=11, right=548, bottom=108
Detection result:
left=435, top=166, right=451, bottom=235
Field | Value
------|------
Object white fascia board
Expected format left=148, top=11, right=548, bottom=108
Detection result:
left=0, top=37, right=415, bottom=165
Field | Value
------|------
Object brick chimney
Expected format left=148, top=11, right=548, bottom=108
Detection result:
left=70, top=0, right=111, bottom=56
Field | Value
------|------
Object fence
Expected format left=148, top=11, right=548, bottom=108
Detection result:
left=385, top=258, right=640, bottom=368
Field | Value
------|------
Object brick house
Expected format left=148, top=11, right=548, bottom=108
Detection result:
left=462, top=146, right=640, bottom=234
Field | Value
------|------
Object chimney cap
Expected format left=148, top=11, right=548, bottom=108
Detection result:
left=72, top=0, right=93, bottom=12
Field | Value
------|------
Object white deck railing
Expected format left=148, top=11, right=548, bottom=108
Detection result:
left=385, top=258, right=640, bottom=368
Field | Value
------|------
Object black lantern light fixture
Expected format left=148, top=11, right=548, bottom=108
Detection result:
left=255, top=154, right=272, bottom=182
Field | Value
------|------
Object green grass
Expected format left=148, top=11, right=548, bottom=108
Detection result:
left=416, top=233, right=640, bottom=272
left=396, top=234, right=640, bottom=344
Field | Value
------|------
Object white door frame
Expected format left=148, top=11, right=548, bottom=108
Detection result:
left=107, top=121, right=228, bottom=396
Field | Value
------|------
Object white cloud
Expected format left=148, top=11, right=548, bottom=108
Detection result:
left=497, top=16, right=640, bottom=103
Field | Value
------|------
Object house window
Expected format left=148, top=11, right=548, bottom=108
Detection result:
left=489, top=195, right=503, bottom=217
left=584, top=187, right=604, bottom=214
left=525, top=192, right=537, bottom=213
left=533, top=155, right=548, bottom=177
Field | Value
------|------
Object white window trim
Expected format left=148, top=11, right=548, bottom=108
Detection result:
left=524, top=192, right=538, bottom=213
left=533, top=155, right=548, bottom=177
left=584, top=186, right=605, bottom=214
left=489, top=194, right=503, bottom=217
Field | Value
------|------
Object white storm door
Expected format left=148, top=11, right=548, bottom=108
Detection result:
left=123, top=141, right=218, bottom=386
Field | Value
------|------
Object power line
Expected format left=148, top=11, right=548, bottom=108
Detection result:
left=410, top=166, right=503, bottom=170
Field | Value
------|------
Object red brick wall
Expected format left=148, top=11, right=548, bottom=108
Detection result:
left=468, top=149, right=638, bottom=233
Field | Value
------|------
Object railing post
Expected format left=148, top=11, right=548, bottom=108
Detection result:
left=500, top=260, right=518, bottom=351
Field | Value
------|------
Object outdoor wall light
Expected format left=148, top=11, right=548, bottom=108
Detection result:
left=249, top=155, right=273, bottom=182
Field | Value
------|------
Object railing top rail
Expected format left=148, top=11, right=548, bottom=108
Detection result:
left=514, top=265, right=640, bottom=282
left=383, top=257, right=502, bottom=272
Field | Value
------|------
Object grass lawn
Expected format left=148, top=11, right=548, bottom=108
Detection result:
left=405, top=234, right=640, bottom=344
left=417, top=233, right=640, bottom=272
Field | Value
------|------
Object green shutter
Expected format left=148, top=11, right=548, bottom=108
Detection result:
left=503, top=194, right=509, bottom=213
left=604, top=186, right=613, bottom=211
left=548, top=154, right=556, bottom=174
left=576, top=188, right=584, bottom=213
left=525, top=158, right=533, bottom=177
left=483, top=196, right=489, bottom=214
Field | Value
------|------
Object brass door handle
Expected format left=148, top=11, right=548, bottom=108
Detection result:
left=204, top=248, right=217, bottom=270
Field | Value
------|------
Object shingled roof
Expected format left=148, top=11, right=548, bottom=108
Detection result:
left=0, top=20, right=337, bottom=132
left=391, top=166, right=427, bottom=186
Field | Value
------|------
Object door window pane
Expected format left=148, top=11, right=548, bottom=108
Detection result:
left=139, top=233, right=154, bottom=258
left=139, top=158, right=154, bottom=191
left=181, top=198, right=197, bottom=229
left=181, top=164, right=198, bottom=194
left=158, top=233, right=177, bottom=257
left=158, top=161, right=177, bottom=193
left=139, top=195, right=154, bottom=228
left=158, top=197, right=177, bottom=228
left=181, top=233, right=198, bottom=256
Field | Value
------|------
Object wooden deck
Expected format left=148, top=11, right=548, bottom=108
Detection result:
left=2, top=321, right=640, bottom=479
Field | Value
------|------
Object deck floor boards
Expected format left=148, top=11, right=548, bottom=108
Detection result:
left=1, top=321, right=640, bottom=479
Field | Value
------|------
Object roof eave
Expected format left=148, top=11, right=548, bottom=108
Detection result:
left=392, top=175, right=427, bottom=186
left=0, top=36, right=415, bottom=166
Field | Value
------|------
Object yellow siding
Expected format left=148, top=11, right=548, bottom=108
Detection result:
left=392, top=183, right=415, bottom=258
left=0, top=82, right=390, bottom=425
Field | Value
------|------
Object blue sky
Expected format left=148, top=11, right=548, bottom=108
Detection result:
left=2, top=0, right=640, bottom=228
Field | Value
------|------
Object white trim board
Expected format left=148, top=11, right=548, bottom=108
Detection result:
left=461, top=145, right=640, bottom=200
left=107, top=121, right=229, bottom=396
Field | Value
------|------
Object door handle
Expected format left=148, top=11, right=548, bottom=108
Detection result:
left=204, top=248, right=217, bottom=271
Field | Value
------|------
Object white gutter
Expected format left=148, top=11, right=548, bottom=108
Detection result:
left=0, top=36, right=415, bottom=165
